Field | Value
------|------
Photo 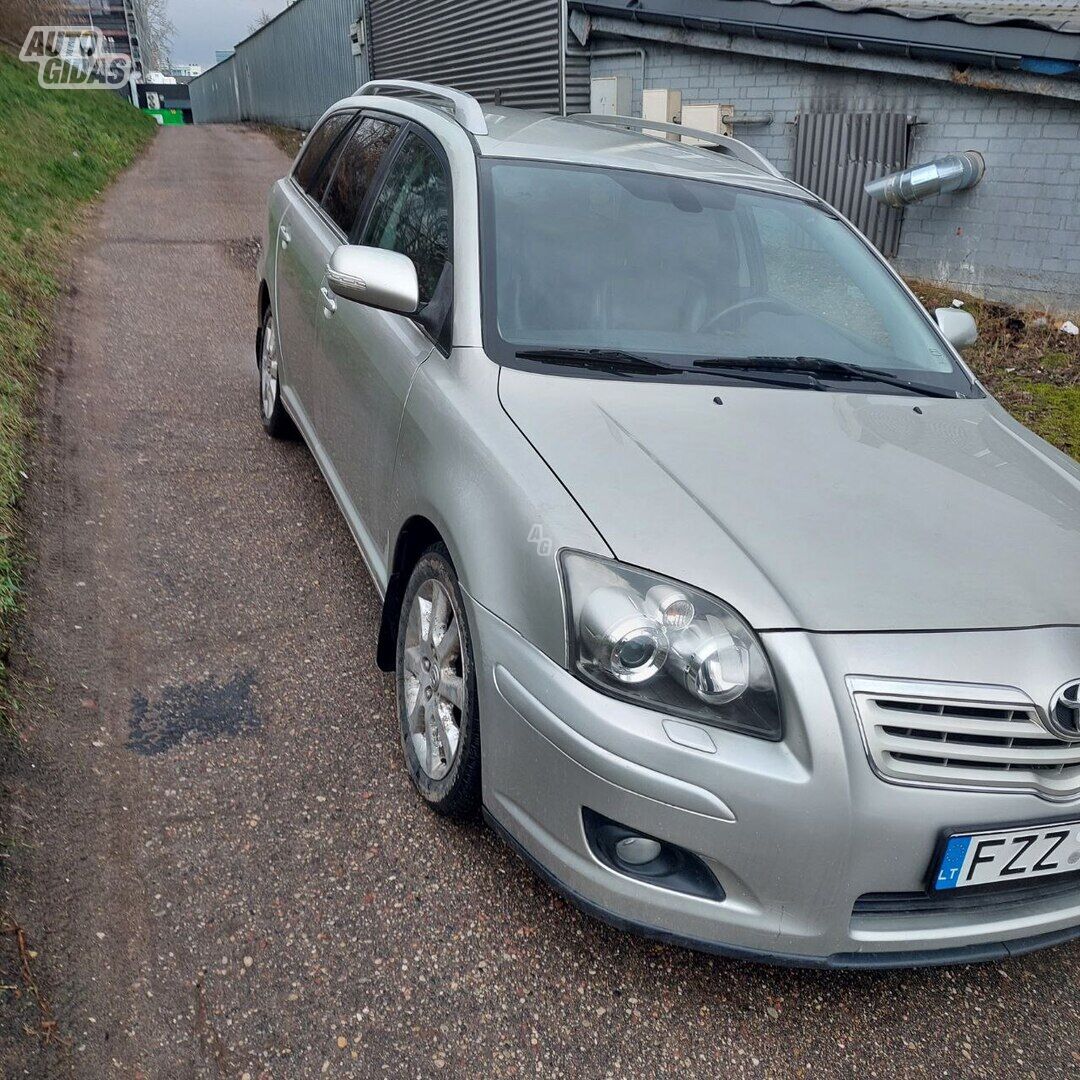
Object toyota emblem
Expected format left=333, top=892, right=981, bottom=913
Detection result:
left=1046, top=681, right=1080, bottom=741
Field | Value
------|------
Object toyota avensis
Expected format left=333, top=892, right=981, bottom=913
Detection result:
left=256, top=80, right=1080, bottom=968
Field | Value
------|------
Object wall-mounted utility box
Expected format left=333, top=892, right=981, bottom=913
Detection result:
left=349, top=20, right=365, bottom=55
left=590, top=75, right=631, bottom=116
left=681, top=102, right=735, bottom=143
left=642, top=88, right=682, bottom=140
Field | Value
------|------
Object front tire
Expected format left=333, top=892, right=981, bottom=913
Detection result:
left=258, top=306, right=296, bottom=439
left=395, top=545, right=481, bottom=818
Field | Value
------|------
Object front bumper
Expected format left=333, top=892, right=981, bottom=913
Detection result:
left=467, top=595, right=1080, bottom=967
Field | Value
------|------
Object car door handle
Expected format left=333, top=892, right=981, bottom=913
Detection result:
left=320, top=286, right=337, bottom=317
left=279, top=226, right=291, bottom=249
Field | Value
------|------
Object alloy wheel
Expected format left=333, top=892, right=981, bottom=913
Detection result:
left=260, top=314, right=279, bottom=420
left=402, top=577, right=465, bottom=780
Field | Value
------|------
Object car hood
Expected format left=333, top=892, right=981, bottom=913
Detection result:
left=499, top=370, right=1080, bottom=632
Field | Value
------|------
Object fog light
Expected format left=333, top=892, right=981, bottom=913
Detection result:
left=615, top=835, right=663, bottom=866
left=582, top=808, right=725, bottom=902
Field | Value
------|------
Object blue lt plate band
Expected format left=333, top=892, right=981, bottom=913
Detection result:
left=935, top=835, right=973, bottom=890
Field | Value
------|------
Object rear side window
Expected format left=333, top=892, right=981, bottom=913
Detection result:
left=293, top=111, right=354, bottom=198
left=362, top=132, right=450, bottom=305
left=321, top=117, right=400, bottom=234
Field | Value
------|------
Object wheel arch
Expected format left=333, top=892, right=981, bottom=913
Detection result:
left=255, top=280, right=271, bottom=363
left=377, top=515, right=446, bottom=672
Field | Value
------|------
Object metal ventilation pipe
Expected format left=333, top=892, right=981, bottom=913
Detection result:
left=864, top=151, right=985, bottom=208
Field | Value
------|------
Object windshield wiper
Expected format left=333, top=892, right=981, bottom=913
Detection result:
left=515, top=348, right=818, bottom=389
left=693, top=355, right=959, bottom=398
left=514, top=348, right=679, bottom=377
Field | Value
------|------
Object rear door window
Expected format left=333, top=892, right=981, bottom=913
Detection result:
left=293, top=111, right=354, bottom=200
left=321, top=116, right=401, bottom=234
left=361, top=132, right=450, bottom=305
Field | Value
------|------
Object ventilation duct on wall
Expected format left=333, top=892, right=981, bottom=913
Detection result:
left=864, top=152, right=986, bottom=208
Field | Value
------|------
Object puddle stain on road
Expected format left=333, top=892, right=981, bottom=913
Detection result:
left=127, top=670, right=261, bottom=755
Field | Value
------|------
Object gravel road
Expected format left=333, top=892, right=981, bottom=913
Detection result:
left=1, top=125, right=1078, bottom=1079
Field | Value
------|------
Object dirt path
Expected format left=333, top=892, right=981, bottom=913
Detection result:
left=1, top=125, right=1078, bottom=1079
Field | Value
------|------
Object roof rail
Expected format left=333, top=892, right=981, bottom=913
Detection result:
left=355, top=79, right=488, bottom=136
left=571, top=114, right=782, bottom=178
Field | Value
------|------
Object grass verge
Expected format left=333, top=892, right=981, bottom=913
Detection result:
left=0, top=49, right=154, bottom=681
left=909, top=282, right=1079, bottom=461
left=249, top=120, right=305, bottom=162
left=0, top=49, right=152, bottom=1042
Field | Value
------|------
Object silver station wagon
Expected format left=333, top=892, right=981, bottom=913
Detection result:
left=257, top=80, right=1080, bottom=968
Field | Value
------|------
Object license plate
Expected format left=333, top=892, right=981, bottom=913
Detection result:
left=933, top=821, right=1080, bottom=890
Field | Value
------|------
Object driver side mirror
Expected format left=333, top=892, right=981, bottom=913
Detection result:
left=326, top=245, right=419, bottom=316
left=934, top=307, right=978, bottom=350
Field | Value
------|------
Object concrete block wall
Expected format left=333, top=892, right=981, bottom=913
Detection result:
left=591, top=44, right=1080, bottom=310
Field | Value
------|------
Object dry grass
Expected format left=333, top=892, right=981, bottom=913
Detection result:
left=911, top=281, right=1080, bottom=461
left=249, top=121, right=306, bottom=162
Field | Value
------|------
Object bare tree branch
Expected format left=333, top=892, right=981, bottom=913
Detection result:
left=248, top=9, right=275, bottom=35
left=138, top=0, right=176, bottom=72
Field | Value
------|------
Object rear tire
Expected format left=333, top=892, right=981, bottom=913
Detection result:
left=258, top=306, right=296, bottom=439
left=395, top=544, right=481, bottom=819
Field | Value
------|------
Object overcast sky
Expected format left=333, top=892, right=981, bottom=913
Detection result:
left=168, top=0, right=291, bottom=69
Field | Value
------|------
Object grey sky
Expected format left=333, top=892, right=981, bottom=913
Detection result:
left=168, top=0, right=291, bottom=70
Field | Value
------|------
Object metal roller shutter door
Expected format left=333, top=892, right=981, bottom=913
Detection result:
left=367, top=0, right=586, bottom=113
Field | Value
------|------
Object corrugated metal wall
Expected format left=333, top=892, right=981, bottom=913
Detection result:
left=190, top=0, right=368, bottom=129
left=192, top=0, right=586, bottom=127
left=367, top=0, right=587, bottom=113
left=793, top=111, right=914, bottom=256
left=190, top=60, right=242, bottom=124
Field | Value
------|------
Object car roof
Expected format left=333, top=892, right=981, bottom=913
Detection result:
left=345, top=94, right=804, bottom=198
left=472, top=106, right=801, bottom=197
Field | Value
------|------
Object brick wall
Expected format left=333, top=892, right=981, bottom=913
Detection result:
left=591, top=45, right=1080, bottom=311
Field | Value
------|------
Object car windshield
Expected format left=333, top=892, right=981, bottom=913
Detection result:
left=480, top=159, right=977, bottom=397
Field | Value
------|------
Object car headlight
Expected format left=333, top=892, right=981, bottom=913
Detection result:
left=560, top=551, right=782, bottom=740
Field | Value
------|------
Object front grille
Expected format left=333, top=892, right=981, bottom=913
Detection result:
left=849, top=677, right=1080, bottom=800
left=854, top=870, right=1080, bottom=918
